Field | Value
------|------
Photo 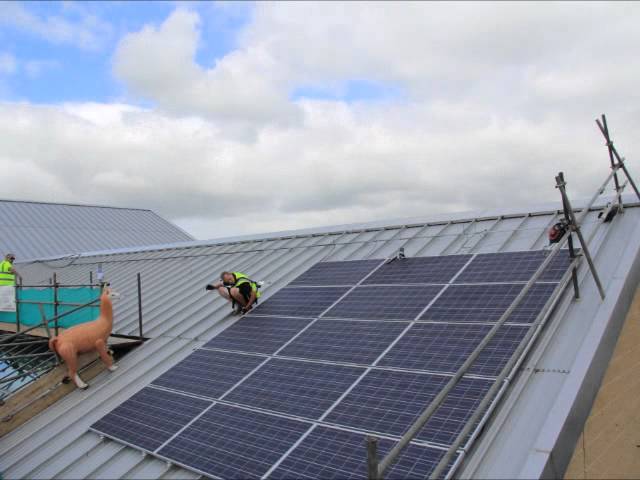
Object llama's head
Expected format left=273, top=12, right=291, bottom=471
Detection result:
left=102, top=286, right=122, bottom=300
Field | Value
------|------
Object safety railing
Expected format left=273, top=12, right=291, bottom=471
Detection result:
left=9, top=272, right=145, bottom=341
left=0, top=273, right=147, bottom=405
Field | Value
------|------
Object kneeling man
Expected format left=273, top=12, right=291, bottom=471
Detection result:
left=206, top=271, right=260, bottom=314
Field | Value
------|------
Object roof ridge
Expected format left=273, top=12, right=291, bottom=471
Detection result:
left=0, top=198, right=152, bottom=212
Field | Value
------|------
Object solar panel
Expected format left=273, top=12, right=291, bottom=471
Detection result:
left=378, top=322, right=529, bottom=377
left=251, top=287, right=345, bottom=318
left=420, top=283, right=557, bottom=324
left=325, top=370, right=492, bottom=446
left=157, top=404, right=310, bottom=479
left=92, top=248, right=572, bottom=479
left=270, top=426, right=448, bottom=480
left=151, top=350, right=265, bottom=399
left=278, top=319, right=409, bottom=365
left=91, top=387, right=211, bottom=452
left=539, top=249, right=574, bottom=282
left=290, top=259, right=382, bottom=286
left=324, top=285, right=444, bottom=321
left=203, top=316, right=312, bottom=355
left=363, top=254, right=471, bottom=285
left=454, top=250, right=572, bottom=283
left=225, top=358, right=365, bottom=419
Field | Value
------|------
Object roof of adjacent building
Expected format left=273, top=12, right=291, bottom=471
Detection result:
left=0, top=199, right=194, bottom=260
left=1, top=193, right=639, bottom=479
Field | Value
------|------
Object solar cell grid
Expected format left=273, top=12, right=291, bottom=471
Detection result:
left=91, top=388, right=211, bottom=452
left=203, top=316, right=312, bottom=355
left=325, top=370, right=492, bottom=446
left=539, top=249, right=574, bottom=282
left=151, top=350, right=264, bottom=399
left=92, top=248, right=572, bottom=479
left=289, top=259, right=382, bottom=286
left=225, top=358, right=365, bottom=419
left=454, top=250, right=571, bottom=283
left=363, top=254, right=471, bottom=285
left=269, top=426, right=448, bottom=480
left=420, top=282, right=557, bottom=324
left=158, top=404, right=310, bottom=479
left=379, top=322, right=529, bottom=377
left=325, top=285, right=444, bottom=321
left=278, top=319, right=408, bottom=365
left=250, top=286, right=345, bottom=318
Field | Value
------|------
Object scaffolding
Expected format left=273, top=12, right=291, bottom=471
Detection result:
left=0, top=272, right=147, bottom=406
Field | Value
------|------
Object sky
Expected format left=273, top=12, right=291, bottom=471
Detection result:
left=0, top=1, right=638, bottom=240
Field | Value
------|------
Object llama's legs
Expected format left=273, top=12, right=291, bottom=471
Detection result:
left=57, top=343, right=88, bottom=389
left=95, top=338, right=117, bottom=371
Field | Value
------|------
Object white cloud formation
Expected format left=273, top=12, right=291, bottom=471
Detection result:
left=0, top=97, right=634, bottom=239
left=113, top=9, right=300, bottom=130
left=1, top=3, right=639, bottom=240
left=0, top=2, right=112, bottom=50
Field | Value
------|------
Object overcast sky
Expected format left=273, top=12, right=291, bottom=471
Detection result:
left=0, top=1, right=638, bottom=239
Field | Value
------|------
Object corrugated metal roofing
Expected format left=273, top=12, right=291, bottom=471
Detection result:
left=0, top=199, right=194, bottom=261
left=1, top=195, right=639, bottom=479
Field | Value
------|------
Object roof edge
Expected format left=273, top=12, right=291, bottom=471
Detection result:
left=0, top=198, right=154, bottom=212
left=19, top=192, right=639, bottom=264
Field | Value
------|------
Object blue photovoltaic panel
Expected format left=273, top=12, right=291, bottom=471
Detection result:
left=270, top=426, right=447, bottom=480
left=289, top=259, right=382, bottom=286
left=454, top=249, right=572, bottom=283
left=324, top=285, right=444, bottom=321
left=91, top=249, right=570, bottom=479
left=278, top=319, right=408, bottom=365
left=158, top=404, right=310, bottom=479
left=539, top=249, right=574, bottom=282
left=363, top=254, right=471, bottom=285
left=225, top=358, right=365, bottom=419
left=379, top=322, right=529, bottom=377
left=203, top=316, right=312, bottom=355
left=251, top=286, right=345, bottom=318
left=420, top=283, right=557, bottom=324
left=325, top=370, right=492, bottom=446
left=91, top=387, right=211, bottom=452
left=151, top=350, right=264, bottom=399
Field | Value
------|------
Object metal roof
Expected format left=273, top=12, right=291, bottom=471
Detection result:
left=1, top=194, right=639, bottom=479
left=0, top=199, right=194, bottom=261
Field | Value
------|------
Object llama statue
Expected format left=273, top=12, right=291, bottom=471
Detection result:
left=49, top=286, right=119, bottom=389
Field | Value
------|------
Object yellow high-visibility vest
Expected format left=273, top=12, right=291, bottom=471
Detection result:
left=0, top=260, right=15, bottom=286
left=232, top=272, right=261, bottom=298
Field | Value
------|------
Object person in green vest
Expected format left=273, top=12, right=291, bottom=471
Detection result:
left=0, top=253, right=20, bottom=286
left=205, top=271, right=261, bottom=314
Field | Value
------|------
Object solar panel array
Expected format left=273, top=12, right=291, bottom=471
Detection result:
left=92, top=250, right=571, bottom=479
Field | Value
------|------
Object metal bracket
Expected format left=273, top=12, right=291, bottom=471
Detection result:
left=385, top=247, right=406, bottom=264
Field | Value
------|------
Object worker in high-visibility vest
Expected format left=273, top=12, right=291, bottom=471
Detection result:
left=205, top=271, right=261, bottom=314
left=0, top=253, right=20, bottom=286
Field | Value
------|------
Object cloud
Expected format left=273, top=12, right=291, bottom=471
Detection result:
left=0, top=2, right=112, bottom=51
left=0, top=53, right=17, bottom=75
left=0, top=97, right=635, bottom=240
left=1, top=3, right=639, bottom=240
left=113, top=9, right=300, bottom=130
